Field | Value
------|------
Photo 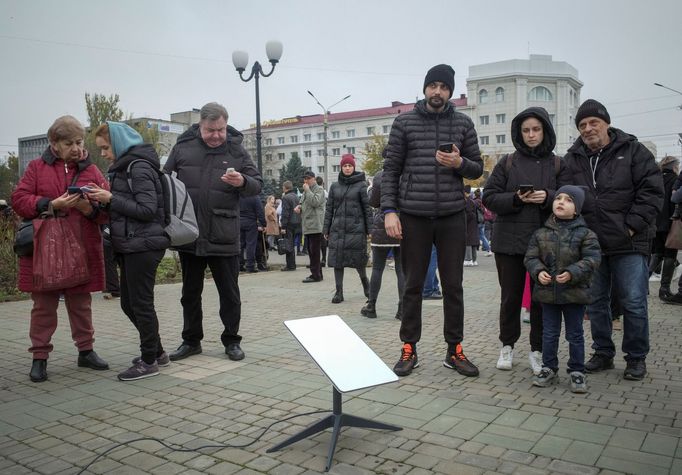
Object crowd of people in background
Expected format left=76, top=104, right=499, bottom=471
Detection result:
left=7, top=66, right=682, bottom=395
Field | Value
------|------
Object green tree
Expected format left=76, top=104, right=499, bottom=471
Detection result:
left=362, top=134, right=388, bottom=176
left=0, top=152, right=19, bottom=201
left=278, top=153, right=307, bottom=192
left=84, top=93, right=125, bottom=173
left=262, top=178, right=279, bottom=198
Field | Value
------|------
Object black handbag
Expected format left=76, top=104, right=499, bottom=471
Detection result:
left=276, top=235, right=292, bottom=255
left=13, top=219, right=34, bottom=257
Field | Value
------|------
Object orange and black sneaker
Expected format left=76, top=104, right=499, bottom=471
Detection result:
left=393, top=343, right=419, bottom=377
left=443, top=343, right=479, bottom=377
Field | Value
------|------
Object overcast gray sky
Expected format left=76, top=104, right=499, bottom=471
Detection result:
left=2, top=0, right=681, bottom=159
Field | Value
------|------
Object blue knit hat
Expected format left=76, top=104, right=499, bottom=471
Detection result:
left=556, top=185, right=585, bottom=215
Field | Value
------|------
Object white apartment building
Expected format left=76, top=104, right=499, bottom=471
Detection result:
left=242, top=55, right=582, bottom=181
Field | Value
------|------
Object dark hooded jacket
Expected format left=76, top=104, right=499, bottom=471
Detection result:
left=657, top=167, right=678, bottom=233
left=368, top=171, right=400, bottom=246
left=483, top=107, right=572, bottom=255
left=163, top=123, right=262, bottom=256
left=524, top=215, right=602, bottom=304
left=381, top=100, right=483, bottom=217
left=324, top=170, right=371, bottom=268
left=563, top=127, right=663, bottom=255
left=108, top=143, right=169, bottom=253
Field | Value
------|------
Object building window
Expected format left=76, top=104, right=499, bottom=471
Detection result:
left=331, top=147, right=340, bottom=156
left=346, top=129, right=355, bottom=138
left=265, top=138, right=273, bottom=146
left=277, top=153, right=285, bottom=160
left=304, top=150, right=312, bottom=158
left=333, top=165, right=340, bottom=172
left=366, top=126, right=375, bottom=135
left=331, top=131, right=340, bottom=139
left=480, top=115, right=489, bottom=126
left=318, top=166, right=325, bottom=173
left=346, top=146, right=355, bottom=154
left=265, top=169, right=273, bottom=177
left=496, top=134, right=506, bottom=144
left=528, top=86, right=553, bottom=101
left=277, top=136, right=285, bottom=144
left=480, top=136, right=489, bottom=145
left=291, top=152, right=298, bottom=159
left=317, top=149, right=324, bottom=156
left=265, top=153, right=272, bottom=161
left=495, top=87, right=505, bottom=102
left=290, top=135, right=298, bottom=143
left=479, top=89, right=489, bottom=104
left=496, top=114, right=506, bottom=124
left=382, top=125, right=390, bottom=134
left=303, top=133, right=311, bottom=142
left=317, top=132, right=325, bottom=140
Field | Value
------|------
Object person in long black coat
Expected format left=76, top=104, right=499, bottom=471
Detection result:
left=323, top=154, right=371, bottom=303
left=463, top=185, right=479, bottom=265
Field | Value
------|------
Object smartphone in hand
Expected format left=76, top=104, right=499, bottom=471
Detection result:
left=518, top=184, right=534, bottom=194
left=438, top=143, right=455, bottom=153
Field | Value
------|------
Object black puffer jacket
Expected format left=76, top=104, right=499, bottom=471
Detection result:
left=368, top=171, right=399, bottom=247
left=657, top=168, right=678, bottom=232
left=563, top=128, right=663, bottom=255
left=108, top=144, right=169, bottom=253
left=483, top=107, right=572, bottom=255
left=381, top=100, right=483, bottom=217
left=164, top=124, right=262, bottom=256
left=280, top=190, right=301, bottom=229
left=525, top=215, right=602, bottom=305
left=323, top=171, right=371, bottom=268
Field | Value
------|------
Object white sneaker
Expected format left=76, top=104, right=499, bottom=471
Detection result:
left=463, top=260, right=473, bottom=267
left=486, top=251, right=493, bottom=257
left=496, top=345, right=513, bottom=370
left=472, top=261, right=478, bottom=266
left=673, top=265, right=682, bottom=281
left=521, top=309, right=531, bottom=323
left=649, top=272, right=661, bottom=282
left=529, top=351, right=543, bottom=375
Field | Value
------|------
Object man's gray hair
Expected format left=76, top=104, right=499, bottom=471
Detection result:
left=200, top=102, right=228, bottom=122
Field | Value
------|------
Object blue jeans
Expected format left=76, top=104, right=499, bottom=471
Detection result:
left=422, top=245, right=440, bottom=296
left=478, top=223, right=490, bottom=252
left=541, top=303, right=585, bottom=373
left=587, top=254, right=649, bottom=361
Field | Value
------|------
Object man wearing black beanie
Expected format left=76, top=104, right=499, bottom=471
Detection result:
left=563, top=99, right=663, bottom=381
left=382, top=64, right=483, bottom=378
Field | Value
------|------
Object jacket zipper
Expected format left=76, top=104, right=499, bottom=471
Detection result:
left=434, top=117, right=440, bottom=217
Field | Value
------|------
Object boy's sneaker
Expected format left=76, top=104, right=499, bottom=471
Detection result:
left=585, top=353, right=614, bottom=373
left=496, top=345, right=513, bottom=370
left=117, top=360, right=159, bottom=381
left=528, top=351, right=543, bottom=375
left=443, top=343, right=479, bottom=376
left=569, top=371, right=588, bottom=393
left=132, top=352, right=170, bottom=368
left=623, top=359, right=647, bottom=380
left=393, top=343, right=419, bottom=377
left=532, top=367, right=558, bottom=387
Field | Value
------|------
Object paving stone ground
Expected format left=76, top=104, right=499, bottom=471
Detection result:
left=0, top=252, right=680, bottom=474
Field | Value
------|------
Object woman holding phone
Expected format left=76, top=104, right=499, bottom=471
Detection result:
left=483, top=107, right=572, bottom=374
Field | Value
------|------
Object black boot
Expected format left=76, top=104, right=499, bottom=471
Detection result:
left=361, top=277, right=370, bottom=298
left=361, top=299, right=377, bottom=318
left=660, top=257, right=676, bottom=300
left=332, top=286, right=344, bottom=304
left=394, top=302, right=403, bottom=321
left=648, top=253, right=662, bottom=278
left=30, top=359, right=47, bottom=382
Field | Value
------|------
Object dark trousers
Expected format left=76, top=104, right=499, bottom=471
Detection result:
left=369, top=246, right=404, bottom=303
left=179, top=252, right=242, bottom=347
left=284, top=226, right=297, bottom=269
left=306, top=233, right=323, bottom=280
left=103, top=242, right=120, bottom=295
left=494, top=253, right=543, bottom=351
left=321, top=235, right=328, bottom=264
left=541, top=303, right=585, bottom=373
left=119, top=250, right=165, bottom=363
left=399, top=212, right=466, bottom=346
left=256, top=230, right=267, bottom=269
left=240, top=224, right=259, bottom=270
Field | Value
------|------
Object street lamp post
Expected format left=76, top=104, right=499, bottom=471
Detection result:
left=232, top=41, right=284, bottom=174
left=307, top=91, right=351, bottom=187
left=654, top=82, right=682, bottom=156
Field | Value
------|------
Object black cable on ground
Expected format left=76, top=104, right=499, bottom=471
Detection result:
left=76, top=409, right=330, bottom=474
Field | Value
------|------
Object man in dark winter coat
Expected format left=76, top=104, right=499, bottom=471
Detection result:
left=239, top=195, right=266, bottom=273
left=163, top=102, right=263, bottom=362
left=280, top=181, right=301, bottom=271
left=563, top=99, right=663, bottom=381
left=382, top=64, right=483, bottom=378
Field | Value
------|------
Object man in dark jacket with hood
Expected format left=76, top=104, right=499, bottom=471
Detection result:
left=164, top=102, right=263, bottom=362
left=563, top=99, right=663, bottom=381
left=382, top=64, right=483, bottom=378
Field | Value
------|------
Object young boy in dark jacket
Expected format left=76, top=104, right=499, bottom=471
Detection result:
left=524, top=185, right=601, bottom=393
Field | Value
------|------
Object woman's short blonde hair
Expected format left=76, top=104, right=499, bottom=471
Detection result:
left=47, top=115, right=85, bottom=143
left=94, top=123, right=110, bottom=141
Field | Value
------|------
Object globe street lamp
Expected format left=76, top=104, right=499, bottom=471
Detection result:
left=232, top=41, right=283, bottom=174
left=307, top=91, right=351, bottom=186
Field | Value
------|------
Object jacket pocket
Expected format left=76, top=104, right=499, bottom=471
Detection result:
left=208, top=209, right=238, bottom=244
